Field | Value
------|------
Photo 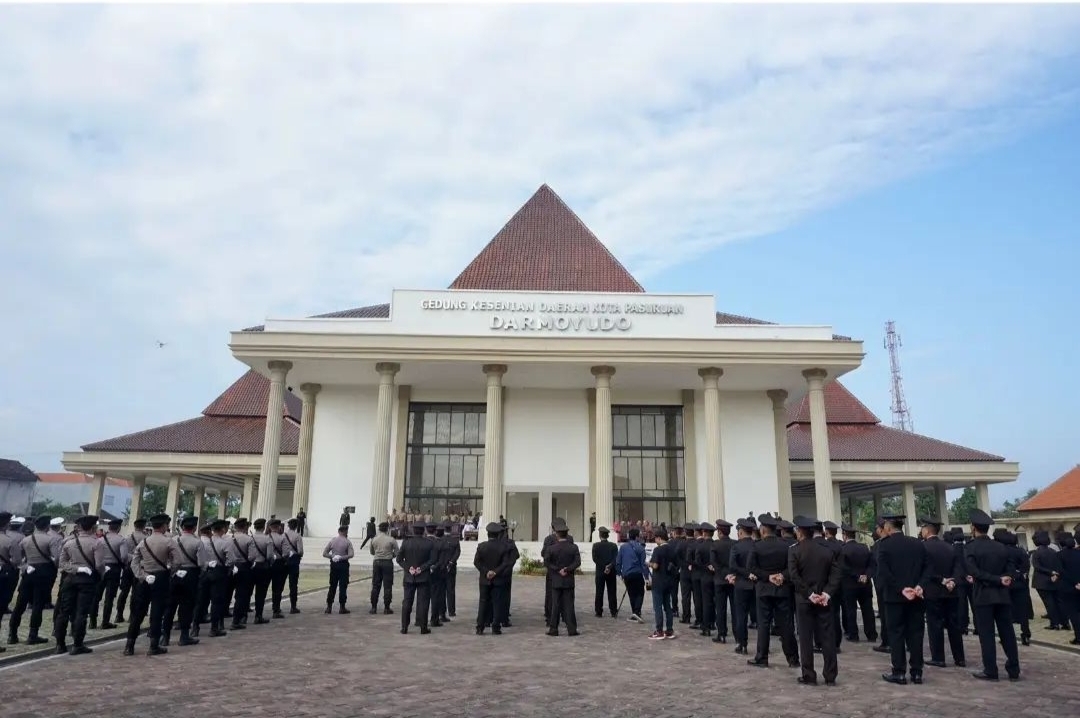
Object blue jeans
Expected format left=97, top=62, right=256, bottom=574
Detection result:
left=652, top=582, right=675, bottom=632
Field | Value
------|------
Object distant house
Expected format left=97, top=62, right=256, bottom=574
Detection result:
left=0, top=459, right=39, bottom=515
left=33, top=472, right=133, bottom=516
left=1006, top=465, right=1080, bottom=546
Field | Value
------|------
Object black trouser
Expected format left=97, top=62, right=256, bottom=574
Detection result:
left=713, top=582, right=733, bottom=637
left=544, top=574, right=553, bottom=620
left=327, top=562, right=349, bottom=606
left=194, top=569, right=212, bottom=626
left=549, top=585, right=577, bottom=633
left=116, top=565, right=134, bottom=619
left=690, top=575, right=704, bottom=625
left=477, top=581, right=507, bottom=630
left=841, top=583, right=877, bottom=640
left=926, top=597, right=964, bottom=663
left=231, top=565, right=254, bottom=625
left=429, top=572, right=446, bottom=622
left=830, top=588, right=843, bottom=647
left=1036, top=588, right=1066, bottom=628
left=0, top=565, right=19, bottom=634
left=679, top=572, right=692, bottom=621
left=1063, top=590, right=1080, bottom=641
left=270, top=561, right=288, bottom=614
left=796, top=599, right=838, bottom=683
left=884, top=601, right=926, bottom=675
left=446, top=564, right=458, bottom=615
left=594, top=569, right=617, bottom=616
left=956, top=583, right=971, bottom=631
left=163, top=568, right=200, bottom=637
left=623, top=574, right=646, bottom=618
left=401, top=581, right=430, bottom=630
left=499, top=577, right=513, bottom=625
left=874, top=581, right=889, bottom=644
left=8, top=564, right=54, bottom=638
left=54, top=574, right=97, bottom=648
left=252, top=564, right=272, bottom=618
left=698, top=574, right=714, bottom=630
left=733, top=587, right=755, bottom=646
left=206, top=567, right=229, bottom=629
left=974, top=602, right=1020, bottom=678
left=127, top=571, right=169, bottom=645
left=287, top=556, right=301, bottom=609
left=754, top=593, right=797, bottom=662
left=1010, top=589, right=1031, bottom=639
left=91, top=564, right=121, bottom=625
left=371, top=559, right=394, bottom=608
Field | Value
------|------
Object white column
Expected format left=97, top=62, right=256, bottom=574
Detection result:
left=481, top=364, right=508, bottom=523
left=538, top=488, right=553, bottom=539
left=767, top=389, right=793, bottom=519
left=975, top=482, right=991, bottom=513
left=369, top=363, right=400, bottom=521
left=935, top=484, right=949, bottom=526
left=293, top=383, right=321, bottom=517
left=832, top=482, right=843, bottom=523
left=192, top=486, right=205, bottom=520
left=127, top=474, right=146, bottom=529
left=592, top=366, right=616, bottom=531
left=803, top=368, right=835, bottom=522
left=254, top=360, right=292, bottom=521
left=698, top=367, right=726, bottom=521
left=165, top=473, right=182, bottom=521
left=88, top=471, right=106, bottom=516
left=902, top=482, right=917, bottom=535
left=218, top=492, right=228, bottom=520
left=241, top=477, right=255, bottom=518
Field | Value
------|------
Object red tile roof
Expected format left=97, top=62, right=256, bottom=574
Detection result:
left=449, top=185, right=645, bottom=293
left=0, top=459, right=38, bottom=483
left=203, top=370, right=302, bottom=422
left=36, top=472, right=133, bottom=487
left=1018, top=465, right=1080, bottom=512
left=786, top=381, right=1003, bottom=462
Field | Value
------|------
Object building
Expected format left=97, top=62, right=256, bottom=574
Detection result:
left=33, top=473, right=133, bottom=518
left=1006, top=465, right=1080, bottom=545
left=62, top=185, right=1018, bottom=549
left=0, top=459, right=39, bottom=515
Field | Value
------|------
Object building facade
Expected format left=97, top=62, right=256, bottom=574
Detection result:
left=63, top=185, right=1018, bottom=546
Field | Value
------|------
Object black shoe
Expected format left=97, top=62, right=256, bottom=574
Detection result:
left=115, top=614, right=126, bottom=623
left=178, top=635, right=199, bottom=646
left=209, top=628, right=227, bottom=637
left=290, top=607, right=301, bottom=614
left=273, top=612, right=285, bottom=619
left=547, top=630, right=559, bottom=637
left=846, top=635, right=859, bottom=642
left=881, top=673, right=907, bottom=685
left=419, top=627, right=431, bottom=635
left=955, top=660, right=967, bottom=667
left=430, top=620, right=442, bottom=627
left=401, top=627, right=408, bottom=634
left=734, top=644, right=747, bottom=655
left=339, top=607, right=350, bottom=614
left=100, top=622, right=117, bottom=630
left=448, top=612, right=456, bottom=618
left=7, top=635, right=19, bottom=646
left=475, top=627, right=484, bottom=635
left=230, top=623, right=246, bottom=630
left=55, top=644, right=68, bottom=655
left=971, top=672, right=999, bottom=681
left=123, top=642, right=135, bottom=656
left=797, top=676, right=817, bottom=686
left=492, top=626, right=502, bottom=635
left=253, top=617, right=269, bottom=625
left=147, top=646, right=167, bottom=656
left=567, top=630, right=579, bottom=636
left=324, top=606, right=332, bottom=614
left=88, top=618, right=97, bottom=630
left=160, top=634, right=170, bottom=647
left=926, top=660, right=947, bottom=668
left=69, top=645, right=92, bottom=656
left=910, top=673, right=923, bottom=685
left=747, top=658, right=768, bottom=668
left=873, top=644, right=890, bottom=653
left=503, top=621, right=513, bottom=628
left=26, top=636, right=48, bottom=646
left=788, top=659, right=801, bottom=668
left=824, top=680, right=836, bottom=686
left=595, top=612, right=603, bottom=618
left=712, top=635, right=727, bottom=644
left=1021, top=635, right=1030, bottom=646
left=1007, top=674, right=1020, bottom=682
left=369, top=607, right=378, bottom=614
left=383, top=607, right=393, bottom=615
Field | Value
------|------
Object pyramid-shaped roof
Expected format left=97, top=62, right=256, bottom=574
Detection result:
left=788, top=382, right=880, bottom=425
left=448, top=184, right=645, bottom=293
left=1018, top=465, right=1080, bottom=512
left=203, top=370, right=302, bottom=422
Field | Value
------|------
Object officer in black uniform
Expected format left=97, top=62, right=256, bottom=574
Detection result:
left=875, top=512, right=929, bottom=685
left=498, top=524, right=519, bottom=627
left=544, top=519, right=581, bottom=636
left=427, top=522, right=447, bottom=627
left=444, top=521, right=461, bottom=618
left=746, top=515, right=798, bottom=667
left=397, top=521, right=435, bottom=634
left=592, top=526, right=618, bottom=618
left=995, top=529, right=1032, bottom=645
left=474, top=522, right=513, bottom=634
left=669, top=524, right=688, bottom=620
left=728, top=517, right=757, bottom=654
left=789, top=515, right=842, bottom=685
left=696, top=522, right=715, bottom=636
left=821, top=521, right=844, bottom=649
left=839, top=524, right=876, bottom=643
left=965, top=508, right=1021, bottom=681
left=919, top=516, right=965, bottom=668
left=709, top=519, right=735, bottom=643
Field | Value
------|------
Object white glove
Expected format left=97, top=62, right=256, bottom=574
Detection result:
left=208, top=560, right=218, bottom=568
left=175, top=570, right=187, bottom=579
left=331, top=555, right=342, bottom=563
left=25, top=565, right=36, bottom=574
left=103, top=565, right=111, bottom=574
left=77, top=566, right=93, bottom=575
left=145, top=574, right=156, bottom=585
left=232, top=565, right=239, bottom=575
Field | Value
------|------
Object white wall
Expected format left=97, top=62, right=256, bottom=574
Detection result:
left=273, top=487, right=293, bottom=520
left=503, top=389, right=590, bottom=489
left=612, top=389, right=683, bottom=406
left=307, top=385, right=378, bottom=537
left=693, top=390, right=780, bottom=522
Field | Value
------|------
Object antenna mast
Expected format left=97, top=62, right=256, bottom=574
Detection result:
left=884, top=320, right=913, bottom=432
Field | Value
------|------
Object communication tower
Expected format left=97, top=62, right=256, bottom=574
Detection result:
left=884, top=320, right=913, bottom=432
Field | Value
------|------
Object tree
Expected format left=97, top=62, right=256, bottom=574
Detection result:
left=30, top=499, right=80, bottom=521
left=994, top=488, right=1038, bottom=519
left=950, top=487, right=977, bottom=524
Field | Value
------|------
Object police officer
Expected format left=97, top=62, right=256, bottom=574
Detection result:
left=965, top=508, right=1020, bottom=681
left=90, top=518, right=126, bottom=630
left=498, top=523, right=519, bottom=627
left=727, top=517, right=757, bottom=655
left=162, top=515, right=202, bottom=647
left=746, top=515, right=798, bottom=668
left=268, top=519, right=289, bottom=619
left=115, top=518, right=147, bottom=624
left=0, top=512, right=23, bottom=652
left=125, top=513, right=173, bottom=656
left=54, top=514, right=101, bottom=655
left=199, top=519, right=231, bottom=638
left=592, top=526, right=618, bottom=618
left=368, top=521, right=398, bottom=614
left=227, top=518, right=257, bottom=628
left=427, top=522, right=447, bottom=627
left=397, top=521, right=435, bottom=634
left=323, top=524, right=355, bottom=614
left=250, top=518, right=275, bottom=623
left=709, top=519, right=735, bottom=643
left=474, top=521, right=513, bottom=635
left=283, top=518, right=304, bottom=613
left=789, top=515, right=842, bottom=685
left=7, top=515, right=59, bottom=646
left=443, top=521, right=461, bottom=619
left=191, top=523, right=214, bottom=637
left=875, top=512, right=929, bottom=685
left=544, top=519, right=581, bottom=637
left=838, top=524, right=876, bottom=643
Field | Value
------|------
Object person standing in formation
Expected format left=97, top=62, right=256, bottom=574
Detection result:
left=7, top=515, right=59, bottom=647
left=544, top=519, right=580, bottom=637
left=427, top=522, right=448, bottom=627
left=444, top=522, right=461, bottom=619
left=1030, top=530, right=1066, bottom=630
left=474, top=522, right=514, bottom=635
left=874, top=512, right=929, bottom=685
left=398, top=521, right=434, bottom=634
left=323, top=524, right=354, bottom=614
left=161, top=515, right=202, bottom=647
left=694, top=522, right=715, bottom=636
left=965, top=508, right=1021, bottom=682
left=647, top=527, right=677, bottom=640
left=115, top=517, right=147, bottom=624
left=267, top=519, right=289, bottom=619
left=592, top=526, right=618, bottom=619
left=227, top=518, right=257, bottom=629
left=250, top=518, right=275, bottom=624
left=90, top=518, right=126, bottom=630
left=918, top=516, right=965, bottom=668
left=838, top=524, right=876, bottom=643
left=125, top=514, right=173, bottom=657
left=0, top=512, right=21, bottom=653
left=746, top=515, right=798, bottom=668
left=369, top=521, right=398, bottom=614
left=788, top=515, right=841, bottom=686
left=727, top=517, right=757, bottom=655
left=200, top=519, right=232, bottom=638
left=708, top=519, right=735, bottom=644
left=53, top=514, right=101, bottom=656
left=283, top=518, right=304, bottom=613
left=498, top=523, right=519, bottom=628
left=191, top=523, right=214, bottom=638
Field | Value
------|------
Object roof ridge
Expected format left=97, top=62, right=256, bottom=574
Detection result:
left=871, top=424, right=1004, bottom=461
left=1018, top=464, right=1080, bottom=512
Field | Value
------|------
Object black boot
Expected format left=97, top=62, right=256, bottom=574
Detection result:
left=123, top=639, right=136, bottom=656
left=26, top=632, right=48, bottom=646
left=384, top=606, right=393, bottom=615
left=160, top=632, right=170, bottom=647
left=88, top=616, right=97, bottom=630
left=178, top=630, right=199, bottom=646
left=190, top=624, right=200, bottom=639
left=147, top=636, right=167, bottom=656
left=369, top=605, right=378, bottom=614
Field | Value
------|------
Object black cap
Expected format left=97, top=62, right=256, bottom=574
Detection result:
left=992, top=528, right=1009, bottom=542
left=840, top=523, right=856, bottom=533
left=378, top=521, right=389, bottom=531
left=75, top=515, right=98, bottom=531
left=969, top=508, right=992, bottom=527
left=715, top=519, right=733, bottom=529
left=211, top=519, right=230, bottom=531
left=268, top=519, right=283, bottom=528
left=412, top=521, right=427, bottom=533
left=794, top=516, right=818, bottom=529
left=234, top=517, right=251, bottom=529
left=880, top=513, right=905, bottom=523
left=758, top=514, right=778, bottom=528
left=919, top=516, right=943, bottom=528
left=35, top=515, right=52, bottom=530
left=597, top=526, right=610, bottom=536
left=108, top=518, right=123, bottom=529
left=180, top=516, right=199, bottom=530
left=133, top=518, right=147, bottom=529
left=654, top=527, right=669, bottom=541
left=822, top=521, right=839, bottom=530
left=735, top=518, right=755, bottom=530
left=485, top=522, right=502, bottom=533
left=777, top=520, right=794, bottom=531
left=253, top=518, right=267, bottom=530
left=683, top=522, right=699, bottom=531
left=149, top=513, right=171, bottom=529
left=551, top=518, right=568, bottom=530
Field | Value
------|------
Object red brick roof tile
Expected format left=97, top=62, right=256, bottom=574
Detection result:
left=788, top=382, right=880, bottom=424
left=0, top=459, right=38, bottom=483
left=449, top=185, right=645, bottom=293
left=81, top=416, right=300, bottom=455
left=203, top=370, right=302, bottom=422
left=1018, top=465, right=1080, bottom=512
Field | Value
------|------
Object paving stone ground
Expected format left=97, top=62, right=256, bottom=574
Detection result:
left=1, top=574, right=1076, bottom=718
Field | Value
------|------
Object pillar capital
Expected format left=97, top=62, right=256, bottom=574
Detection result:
left=590, top=365, right=616, bottom=379
left=767, top=389, right=789, bottom=409
left=802, top=368, right=828, bottom=383
left=267, top=360, right=293, bottom=375
left=482, top=363, right=508, bottom=377
left=375, top=362, right=401, bottom=376
left=697, top=366, right=724, bottom=380
left=299, top=382, right=322, bottom=397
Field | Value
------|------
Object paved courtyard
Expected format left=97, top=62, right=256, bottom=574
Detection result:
left=1, top=574, right=1077, bottom=718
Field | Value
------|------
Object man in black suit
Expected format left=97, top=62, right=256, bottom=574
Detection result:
left=708, top=519, right=736, bottom=643
left=746, top=515, right=798, bottom=668
left=789, top=516, right=842, bottom=686
left=875, top=512, right=930, bottom=685
left=544, top=520, right=581, bottom=636
left=396, top=522, right=435, bottom=635
left=919, top=516, right=966, bottom=668
left=540, top=520, right=574, bottom=623
left=1030, top=530, right=1066, bottom=630
left=839, top=524, right=877, bottom=643
left=964, top=508, right=1021, bottom=681
left=474, top=522, right=515, bottom=635
left=592, top=527, right=618, bottom=618
left=727, top=518, right=757, bottom=655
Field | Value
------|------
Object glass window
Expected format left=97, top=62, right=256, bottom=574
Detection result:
left=609, top=405, right=686, bottom=526
left=403, top=403, right=486, bottom=517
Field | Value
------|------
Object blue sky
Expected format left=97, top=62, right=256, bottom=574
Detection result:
left=1, top=5, right=1078, bottom=507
